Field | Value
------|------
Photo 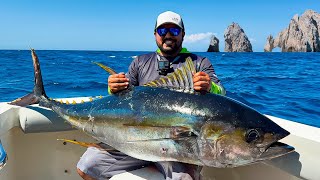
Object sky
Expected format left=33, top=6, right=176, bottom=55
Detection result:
left=0, top=0, right=319, bottom=52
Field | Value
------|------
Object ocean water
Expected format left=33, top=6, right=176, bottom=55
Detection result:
left=0, top=50, right=319, bottom=127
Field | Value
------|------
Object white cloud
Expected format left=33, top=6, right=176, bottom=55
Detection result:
left=184, top=32, right=217, bottom=43
left=249, top=38, right=256, bottom=42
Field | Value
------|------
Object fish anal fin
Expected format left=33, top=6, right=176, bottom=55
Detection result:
left=57, top=139, right=117, bottom=152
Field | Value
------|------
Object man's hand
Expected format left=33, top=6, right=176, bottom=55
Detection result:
left=193, top=72, right=211, bottom=92
left=108, top=73, right=129, bottom=93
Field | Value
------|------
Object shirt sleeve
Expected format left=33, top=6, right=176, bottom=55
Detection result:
left=126, top=57, right=139, bottom=86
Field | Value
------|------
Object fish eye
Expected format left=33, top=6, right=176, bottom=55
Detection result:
left=245, top=129, right=261, bottom=143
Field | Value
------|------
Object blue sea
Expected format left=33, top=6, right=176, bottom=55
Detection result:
left=0, top=50, right=319, bottom=127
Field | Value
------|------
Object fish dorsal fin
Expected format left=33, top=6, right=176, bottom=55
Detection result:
left=144, top=57, right=196, bottom=94
left=93, top=62, right=118, bottom=75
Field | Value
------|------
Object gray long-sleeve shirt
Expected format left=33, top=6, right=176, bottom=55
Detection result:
left=126, top=52, right=222, bottom=89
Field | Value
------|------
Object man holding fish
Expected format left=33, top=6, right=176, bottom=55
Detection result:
left=77, top=11, right=225, bottom=180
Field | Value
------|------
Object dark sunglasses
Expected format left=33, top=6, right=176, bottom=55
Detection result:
left=156, top=27, right=181, bottom=36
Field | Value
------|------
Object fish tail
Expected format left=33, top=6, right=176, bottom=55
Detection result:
left=31, top=48, right=47, bottom=98
left=57, top=139, right=116, bottom=151
left=9, top=49, right=49, bottom=106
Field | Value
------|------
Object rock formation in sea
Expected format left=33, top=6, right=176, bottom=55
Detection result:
left=264, top=35, right=275, bottom=52
left=265, top=9, right=320, bottom=52
left=207, top=35, right=220, bottom=52
left=224, top=22, right=253, bottom=52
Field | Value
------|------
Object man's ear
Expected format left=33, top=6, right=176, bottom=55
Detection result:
left=182, top=31, right=185, bottom=41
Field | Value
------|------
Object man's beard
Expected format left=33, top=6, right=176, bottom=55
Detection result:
left=157, top=38, right=182, bottom=56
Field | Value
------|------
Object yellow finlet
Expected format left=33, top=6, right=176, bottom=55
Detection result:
left=81, top=100, right=85, bottom=103
left=89, top=97, right=93, bottom=102
left=72, top=100, right=77, bottom=104
left=65, top=100, right=70, bottom=105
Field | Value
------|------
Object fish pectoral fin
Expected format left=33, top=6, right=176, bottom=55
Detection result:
left=126, top=137, right=193, bottom=143
left=122, top=125, right=198, bottom=142
left=123, top=122, right=193, bottom=135
left=93, top=62, right=118, bottom=75
left=57, top=139, right=116, bottom=151
left=171, top=126, right=198, bottom=138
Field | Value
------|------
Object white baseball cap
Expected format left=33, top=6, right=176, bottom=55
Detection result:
left=155, top=11, right=184, bottom=30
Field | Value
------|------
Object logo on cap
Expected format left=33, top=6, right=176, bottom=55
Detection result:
left=172, top=17, right=178, bottom=22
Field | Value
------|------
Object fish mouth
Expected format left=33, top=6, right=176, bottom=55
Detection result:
left=258, top=142, right=294, bottom=160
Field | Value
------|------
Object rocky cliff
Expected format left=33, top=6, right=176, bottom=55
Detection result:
left=264, top=35, right=275, bottom=52
left=265, top=10, right=320, bottom=52
left=224, top=22, right=253, bottom=52
left=207, top=35, right=219, bottom=52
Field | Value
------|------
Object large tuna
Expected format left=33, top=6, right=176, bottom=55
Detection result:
left=10, top=49, right=294, bottom=168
